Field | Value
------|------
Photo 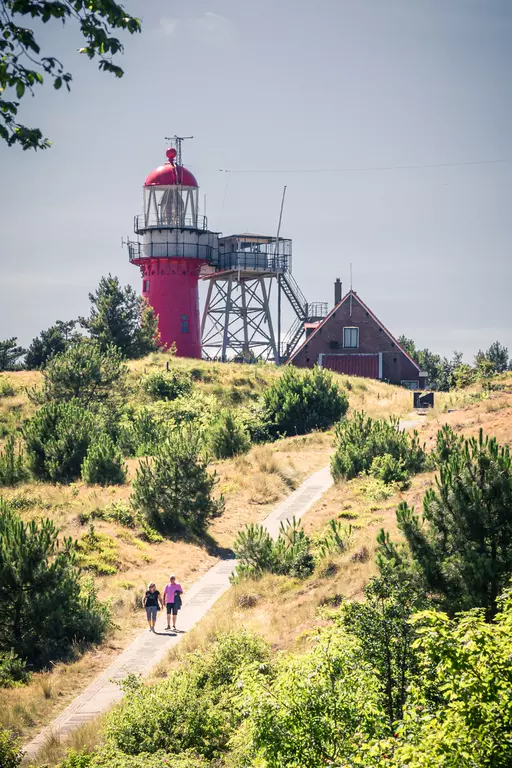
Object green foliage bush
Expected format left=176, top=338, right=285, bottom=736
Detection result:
left=232, top=517, right=315, bottom=582
left=0, top=728, right=22, bottom=768
left=331, top=411, right=426, bottom=481
left=81, top=434, right=127, bottom=486
left=23, top=400, right=97, bottom=482
left=105, top=632, right=268, bottom=760
left=142, top=369, right=192, bottom=401
left=0, top=500, right=111, bottom=667
left=375, top=592, right=512, bottom=767
left=25, top=320, right=77, bottom=370
left=131, top=429, right=223, bottom=536
left=0, top=436, right=29, bottom=487
left=58, top=748, right=208, bottom=768
left=237, top=623, right=387, bottom=767
left=208, top=410, right=251, bottom=459
left=369, top=453, right=411, bottom=489
left=0, top=650, right=31, bottom=688
left=261, top=366, right=348, bottom=438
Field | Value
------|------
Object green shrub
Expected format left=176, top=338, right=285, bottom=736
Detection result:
left=36, top=338, right=127, bottom=409
left=315, top=518, right=352, bottom=561
left=75, top=525, right=119, bottom=575
left=232, top=517, right=314, bottom=582
left=103, top=500, right=138, bottom=527
left=23, top=401, right=98, bottom=482
left=118, top=408, right=164, bottom=457
left=105, top=632, right=268, bottom=760
left=131, top=429, right=223, bottom=536
left=238, top=623, right=387, bottom=767
left=0, top=500, right=111, bottom=667
left=60, top=748, right=209, bottom=768
left=238, top=402, right=273, bottom=444
left=261, top=366, right=348, bottom=438
left=142, top=369, right=192, bottom=401
left=0, top=728, right=22, bottom=768
left=208, top=411, right=251, bottom=459
left=0, top=379, right=16, bottom=398
left=331, top=411, right=426, bottom=481
left=433, top=423, right=465, bottom=466
left=369, top=453, right=411, bottom=489
left=0, top=436, right=29, bottom=487
left=151, top=392, right=217, bottom=431
left=81, top=435, right=127, bottom=486
left=0, top=650, right=30, bottom=688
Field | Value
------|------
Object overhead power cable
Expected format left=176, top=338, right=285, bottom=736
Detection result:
left=219, top=158, right=509, bottom=173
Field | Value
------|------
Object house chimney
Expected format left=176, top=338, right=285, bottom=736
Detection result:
left=334, top=278, right=342, bottom=305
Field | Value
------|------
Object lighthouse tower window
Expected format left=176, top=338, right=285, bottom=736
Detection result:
left=181, top=314, right=189, bottom=333
left=143, top=280, right=150, bottom=293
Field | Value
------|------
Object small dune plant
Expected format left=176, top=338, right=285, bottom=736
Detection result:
left=0, top=436, right=29, bottom=487
left=208, top=411, right=251, bottom=459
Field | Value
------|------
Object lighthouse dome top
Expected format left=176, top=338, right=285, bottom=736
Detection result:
left=144, top=148, right=198, bottom=188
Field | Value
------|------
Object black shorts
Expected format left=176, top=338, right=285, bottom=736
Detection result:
left=166, top=602, right=179, bottom=616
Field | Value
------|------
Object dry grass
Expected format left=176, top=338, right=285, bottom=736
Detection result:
left=32, top=716, right=105, bottom=767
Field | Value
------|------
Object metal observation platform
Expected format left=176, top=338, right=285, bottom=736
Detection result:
left=201, top=234, right=327, bottom=363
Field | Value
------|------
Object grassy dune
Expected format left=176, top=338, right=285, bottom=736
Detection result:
left=2, top=355, right=509, bottom=754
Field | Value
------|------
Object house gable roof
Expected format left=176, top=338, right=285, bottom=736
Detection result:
left=286, top=289, right=422, bottom=372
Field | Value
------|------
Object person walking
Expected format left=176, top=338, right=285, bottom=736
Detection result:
left=163, top=575, right=183, bottom=631
left=143, top=582, right=162, bottom=632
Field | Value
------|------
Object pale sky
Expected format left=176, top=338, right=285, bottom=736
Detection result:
left=1, top=0, right=510, bottom=361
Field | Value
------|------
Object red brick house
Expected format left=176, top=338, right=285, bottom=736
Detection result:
left=287, top=289, right=427, bottom=389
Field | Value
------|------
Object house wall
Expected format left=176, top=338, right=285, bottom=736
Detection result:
left=290, top=294, right=424, bottom=386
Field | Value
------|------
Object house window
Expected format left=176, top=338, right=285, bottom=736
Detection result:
left=343, top=327, right=359, bottom=348
left=180, top=313, right=189, bottom=333
left=401, top=380, right=420, bottom=390
left=143, top=280, right=150, bottom=293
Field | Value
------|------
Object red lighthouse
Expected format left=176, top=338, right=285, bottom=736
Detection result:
left=127, top=146, right=218, bottom=357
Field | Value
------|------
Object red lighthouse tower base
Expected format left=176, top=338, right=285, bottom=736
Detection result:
left=138, top=258, right=205, bottom=357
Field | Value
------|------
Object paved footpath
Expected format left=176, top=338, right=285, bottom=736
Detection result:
left=24, top=465, right=333, bottom=762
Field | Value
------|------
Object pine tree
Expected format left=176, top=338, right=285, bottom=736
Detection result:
left=131, top=429, right=223, bottom=536
left=25, top=320, right=77, bottom=370
left=0, top=338, right=26, bottom=371
left=80, top=275, right=160, bottom=358
left=38, top=338, right=127, bottom=409
left=0, top=500, right=110, bottom=666
left=383, top=429, right=512, bottom=620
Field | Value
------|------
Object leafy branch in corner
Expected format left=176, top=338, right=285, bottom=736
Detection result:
left=0, top=0, right=141, bottom=149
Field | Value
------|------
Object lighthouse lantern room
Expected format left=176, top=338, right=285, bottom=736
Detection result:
left=127, top=147, right=218, bottom=358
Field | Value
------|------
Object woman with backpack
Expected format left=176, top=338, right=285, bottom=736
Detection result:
left=163, top=574, right=183, bottom=631
left=143, top=582, right=163, bottom=632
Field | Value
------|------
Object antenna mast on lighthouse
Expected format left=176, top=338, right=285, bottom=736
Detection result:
left=164, top=135, right=194, bottom=168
